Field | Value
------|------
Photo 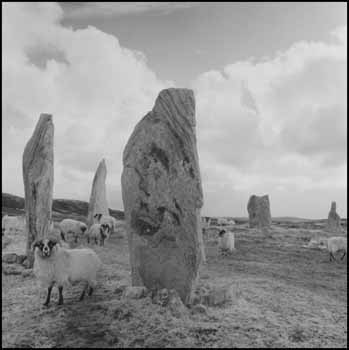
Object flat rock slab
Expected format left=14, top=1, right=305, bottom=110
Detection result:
left=122, top=88, right=204, bottom=304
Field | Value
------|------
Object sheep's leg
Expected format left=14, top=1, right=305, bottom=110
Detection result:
left=43, top=284, right=54, bottom=306
left=95, top=237, right=98, bottom=244
left=341, top=252, right=346, bottom=260
left=79, top=283, right=89, bottom=301
left=330, top=252, right=336, bottom=262
left=88, top=286, right=94, bottom=296
left=58, top=286, right=64, bottom=305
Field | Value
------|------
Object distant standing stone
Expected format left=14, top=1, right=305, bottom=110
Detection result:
left=22, top=114, right=54, bottom=268
left=247, top=194, right=271, bottom=228
left=87, top=158, right=110, bottom=227
left=326, top=201, right=342, bottom=233
left=121, top=88, right=204, bottom=304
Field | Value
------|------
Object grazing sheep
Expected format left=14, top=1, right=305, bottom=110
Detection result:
left=86, top=223, right=110, bottom=246
left=218, top=229, right=235, bottom=254
left=319, top=236, right=347, bottom=262
left=33, top=238, right=102, bottom=306
left=93, top=213, right=118, bottom=235
left=59, top=219, right=87, bottom=245
left=2, top=215, right=25, bottom=234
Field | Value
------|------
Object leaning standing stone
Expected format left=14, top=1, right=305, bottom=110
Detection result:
left=122, top=88, right=204, bottom=304
left=247, top=194, right=271, bottom=228
left=87, top=158, right=110, bottom=227
left=23, top=114, right=54, bottom=267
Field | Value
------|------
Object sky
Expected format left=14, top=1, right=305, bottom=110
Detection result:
left=2, top=2, right=347, bottom=218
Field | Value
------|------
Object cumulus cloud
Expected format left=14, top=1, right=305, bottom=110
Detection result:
left=63, top=2, right=200, bottom=19
left=192, top=26, right=347, bottom=217
left=2, top=3, right=347, bottom=218
left=2, top=2, right=170, bottom=208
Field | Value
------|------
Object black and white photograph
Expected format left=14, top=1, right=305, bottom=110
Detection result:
left=2, top=2, right=347, bottom=348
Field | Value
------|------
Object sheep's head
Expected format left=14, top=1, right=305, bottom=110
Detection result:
left=32, top=238, right=58, bottom=258
left=218, top=230, right=226, bottom=237
left=94, top=213, right=103, bottom=222
left=318, top=239, right=328, bottom=250
left=80, top=223, right=87, bottom=233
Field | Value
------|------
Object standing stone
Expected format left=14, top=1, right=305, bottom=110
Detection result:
left=247, top=194, right=271, bottom=228
left=121, top=88, right=204, bottom=304
left=23, top=114, right=54, bottom=267
left=87, top=158, right=110, bottom=227
left=326, top=201, right=342, bottom=233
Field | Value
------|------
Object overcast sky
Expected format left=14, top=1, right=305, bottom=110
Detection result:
left=2, top=2, right=347, bottom=218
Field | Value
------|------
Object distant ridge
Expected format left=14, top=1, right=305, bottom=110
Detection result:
left=1, top=192, right=124, bottom=221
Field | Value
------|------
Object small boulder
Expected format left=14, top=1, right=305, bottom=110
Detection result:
left=2, top=253, right=18, bottom=264
left=2, top=263, right=25, bottom=275
left=124, top=286, right=148, bottom=299
left=191, top=304, right=207, bottom=315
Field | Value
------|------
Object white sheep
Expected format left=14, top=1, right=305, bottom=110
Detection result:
left=218, top=229, right=235, bottom=254
left=33, top=238, right=102, bottom=306
left=93, top=213, right=119, bottom=235
left=2, top=215, right=25, bottom=234
left=319, top=236, right=347, bottom=262
left=86, top=223, right=110, bottom=246
left=59, top=218, right=87, bottom=245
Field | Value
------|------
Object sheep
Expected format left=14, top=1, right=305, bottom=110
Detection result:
left=2, top=215, right=25, bottom=234
left=32, top=237, right=102, bottom=306
left=59, top=219, right=87, bottom=246
left=86, top=223, right=110, bottom=246
left=318, top=236, right=347, bottom=262
left=218, top=229, right=235, bottom=254
left=93, top=213, right=118, bottom=235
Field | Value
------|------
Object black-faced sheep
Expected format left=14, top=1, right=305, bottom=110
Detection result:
left=218, top=229, right=235, bottom=254
left=319, top=236, right=347, bottom=262
left=93, top=213, right=118, bottom=234
left=86, top=223, right=110, bottom=246
left=33, top=238, right=102, bottom=306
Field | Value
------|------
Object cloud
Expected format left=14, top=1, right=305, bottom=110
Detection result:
left=192, top=25, right=347, bottom=216
left=63, top=2, right=200, bottom=19
left=2, top=3, right=347, bottom=218
left=2, top=2, right=170, bottom=209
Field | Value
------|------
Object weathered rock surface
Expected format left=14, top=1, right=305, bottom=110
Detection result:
left=124, top=286, right=148, bottom=299
left=193, top=284, right=232, bottom=307
left=326, top=201, right=342, bottom=233
left=121, top=88, right=204, bottom=304
left=22, top=114, right=54, bottom=267
left=247, top=194, right=271, bottom=228
left=87, top=159, right=110, bottom=227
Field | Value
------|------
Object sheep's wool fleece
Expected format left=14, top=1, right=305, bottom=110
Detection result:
left=219, top=231, right=235, bottom=252
left=33, top=247, right=102, bottom=288
left=121, top=88, right=204, bottom=304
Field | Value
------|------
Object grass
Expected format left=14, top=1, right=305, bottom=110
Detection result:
left=2, top=222, right=347, bottom=348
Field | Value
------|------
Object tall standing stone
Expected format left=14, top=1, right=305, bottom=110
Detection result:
left=247, top=194, right=271, bottom=228
left=121, top=88, right=204, bottom=304
left=87, top=158, right=110, bottom=227
left=23, top=114, right=54, bottom=267
left=326, top=201, right=342, bottom=233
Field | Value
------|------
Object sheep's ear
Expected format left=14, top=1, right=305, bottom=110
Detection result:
left=31, top=241, right=40, bottom=251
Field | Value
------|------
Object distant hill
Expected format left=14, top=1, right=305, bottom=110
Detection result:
left=1, top=192, right=124, bottom=222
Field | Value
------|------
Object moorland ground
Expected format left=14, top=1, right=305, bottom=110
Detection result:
left=2, top=219, right=347, bottom=348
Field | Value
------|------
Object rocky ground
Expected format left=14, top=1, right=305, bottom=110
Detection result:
left=2, top=221, right=347, bottom=348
